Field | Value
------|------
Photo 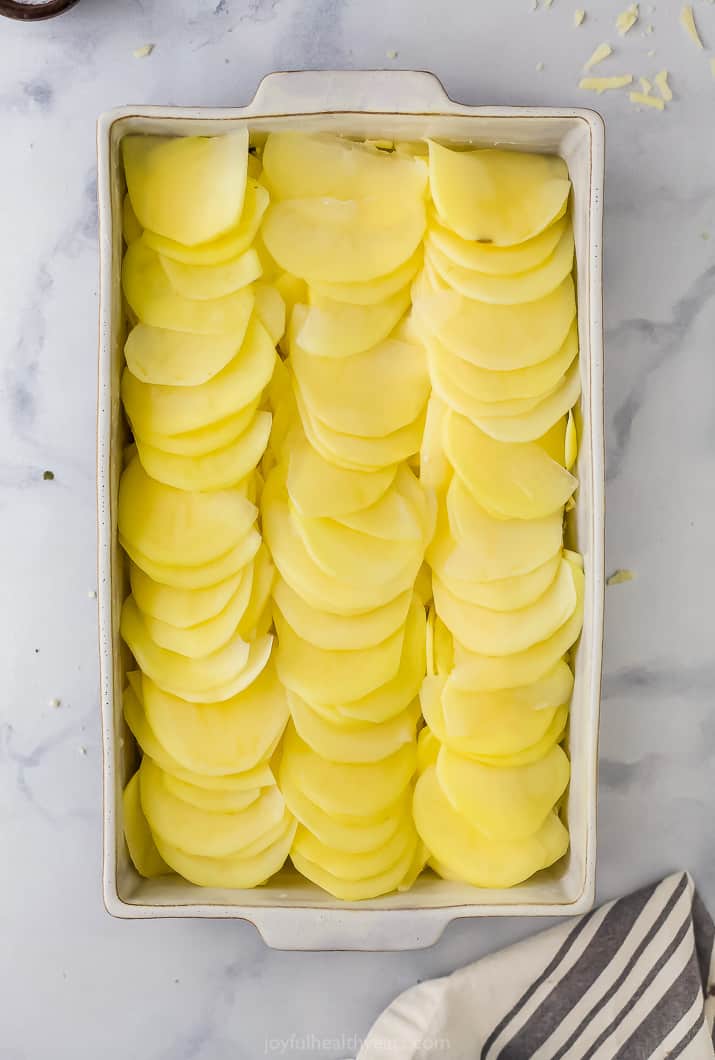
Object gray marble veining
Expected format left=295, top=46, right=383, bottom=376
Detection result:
left=1, top=0, right=714, bottom=1056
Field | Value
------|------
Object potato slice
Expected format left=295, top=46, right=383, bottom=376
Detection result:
left=309, top=250, right=422, bottom=305
left=444, top=411, right=577, bottom=519
left=123, top=240, right=256, bottom=334
left=234, top=543, right=275, bottom=639
left=291, top=842, right=418, bottom=901
left=121, top=317, right=276, bottom=437
left=460, top=706, right=569, bottom=768
left=122, top=193, right=143, bottom=245
left=159, top=246, right=261, bottom=301
left=289, top=691, right=419, bottom=763
left=274, top=579, right=411, bottom=651
left=141, top=660, right=288, bottom=775
left=420, top=393, right=452, bottom=493
left=295, top=288, right=411, bottom=358
left=293, top=821, right=416, bottom=881
left=436, top=743, right=570, bottom=840
left=453, top=562, right=584, bottom=690
left=336, top=477, right=424, bottom=543
left=473, top=359, right=581, bottom=443
left=428, top=322, right=578, bottom=405
left=162, top=774, right=262, bottom=813
left=417, top=727, right=440, bottom=774
left=253, top=282, right=286, bottom=346
left=428, top=142, right=570, bottom=245
left=122, top=529, right=261, bottom=590
left=135, top=403, right=260, bottom=457
left=281, top=773, right=408, bottom=853
left=280, top=722, right=416, bottom=818
left=123, top=130, right=248, bottom=245
left=262, top=132, right=428, bottom=201
left=140, top=563, right=255, bottom=657
left=436, top=552, right=562, bottom=612
left=286, top=429, right=396, bottom=518
left=135, top=410, right=271, bottom=491
left=263, top=197, right=425, bottom=284
left=427, top=225, right=574, bottom=305
left=124, top=323, right=251, bottom=388
left=142, top=178, right=268, bottom=265
left=414, top=767, right=569, bottom=887
left=118, top=457, right=256, bottom=566
left=123, top=771, right=170, bottom=877
left=414, top=271, right=576, bottom=370
left=130, top=564, right=245, bottom=627
left=274, top=608, right=406, bottom=704
left=430, top=350, right=549, bottom=423
left=422, top=662, right=572, bottom=754
left=428, top=212, right=567, bottom=275
left=291, top=330, right=429, bottom=438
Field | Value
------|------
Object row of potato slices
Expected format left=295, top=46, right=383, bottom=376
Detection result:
left=412, top=145, right=582, bottom=887
left=118, top=131, right=296, bottom=887
left=258, top=134, right=435, bottom=898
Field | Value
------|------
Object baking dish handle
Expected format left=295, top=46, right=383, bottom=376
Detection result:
left=248, top=907, right=453, bottom=951
left=245, top=69, right=454, bottom=116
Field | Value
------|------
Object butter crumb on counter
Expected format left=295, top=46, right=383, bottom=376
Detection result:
left=607, top=569, right=636, bottom=586
left=579, top=74, right=633, bottom=92
left=616, top=3, right=639, bottom=35
left=536, top=61, right=545, bottom=71
left=574, top=9, right=586, bottom=26
left=385, top=49, right=398, bottom=59
left=654, top=69, right=673, bottom=101
left=630, top=90, right=665, bottom=109
left=133, top=43, right=155, bottom=58
left=49, top=698, right=61, bottom=709
left=680, top=5, right=704, bottom=48
left=644, top=23, right=654, bottom=35
left=639, top=76, right=652, bottom=94
left=584, top=42, right=613, bottom=70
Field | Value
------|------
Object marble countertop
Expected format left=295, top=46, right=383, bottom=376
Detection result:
left=1, top=0, right=714, bottom=1056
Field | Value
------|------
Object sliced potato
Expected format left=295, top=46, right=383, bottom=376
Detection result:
left=123, top=771, right=170, bottom=877
left=473, top=358, right=581, bottom=443
left=122, top=193, right=143, bottom=245
left=291, top=834, right=417, bottom=901
left=253, top=282, right=286, bottom=345
left=295, top=288, right=411, bottom=358
left=121, top=528, right=261, bottom=590
left=135, top=403, right=260, bottom=457
left=234, top=543, right=275, bottom=639
left=135, top=410, right=271, bottom=491
left=428, top=211, right=567, bottom=275
left=159, top=246, right=262, bottom=301
left=130, top=564, right=245, bottom=627
left=124, top=323, right=250, bottom=387
left=274, top=578, right=412, bottom=650
left=436, top=551, right=562, bottom=611
left=162, top=774, right=261, bottom=813
left=280, top=773, right=408, bottom=853
left=293, top=820, right=416, bottom=881
left=309, top=250, right=422, bottom=305
left=142, top=179, right=268, bottom=264
left=417, top=726, right=440, bottom=774
left=289, top=692, right=419, bottom=763
left=415, top=767, right=569, bottom=887
left=428, top=142, right=570, bottom=245
left=444, top=410, right=577, bottom=519
left=336, top=472, right=425, bottom=543
left=121, top=316, right=276, bottom=437
left=123, top=130, right=248, bottom=244
left=118, top=457, right=256, bottom=566
left=286, top=429, right=396, bottom=518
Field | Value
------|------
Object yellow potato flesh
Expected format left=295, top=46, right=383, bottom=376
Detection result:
left=420, top=394, right=452, bottom=492
left=426, top=225, right=574, bottom=305
left=123, top=771, right=170, bottom=877
left=122, top=240, right=257, bottom=335
left=273, top=578, right=412, bottom=650
left=286, top=429, right=396, bottom=517
left=122, top=528, right=261, bottom=590
left=139, top=756, right=285, bottom=857
left=460, top=706, right=569, bottom=768
left=142, top=178, right=268, bottom=264
left=336, top=467, right=425, bottom=543
left=263, top=197, right=425, bottom=284
left=293, top=820, right=416, bottom=881
left=288, top=691, right=419, bottom=763
left=162, top=773, right=261, bottom=813
left=308, top=250, right=422, bottom=305
left=565, top=409, right=578, bottom=470
left=140, top=563, right=254, bottom=657
left=291, top=835, right=418, bottom=901
left=436, top=552, right=562, bottom=611
left=280, top=771, right=409, bottom=853
left=473, top=358, right=581, bottom=443
left=141, top=661, right=288, bottom=775
left=429, top=349, right=552, bottom=423
left=121, top=317, right=276, bottom=437
left=417, top=727, right=440, bottom=774
left=295, top=288, right=412, bottom=358
left=124, top=322, right=251, bottom=388
left=414, top=271, right=576, bottom=370
left=234, top=544, right=275, bottom=639
left=414, top=767, right=569, bottom=887
left=280, top=722, right=416, bottom=818
left=262, top=132, right=428, bottom=201
left=136, top=402, right=260, bottom=457
left=154, top=816, right=296, bottom=888
left=122, top=193, right=143, bottom=245
left=135, top=410, right=271, bottom=491
left=453, top=562, right=584, bottom=690
left=118, top=457, right=257, bottom=566
left=428, top=211, right=567, bottom=274
left=274, top=608, right=406, bottom=704
left=123, top=130, right=248, bottom=245
left=428, top=142, right=570, bottom=245
left=426, top=322, right=578, bottom=403
left=159, top=246, right=262, bottom=301
left=253, top=282, right=286, bottom=346
left=444, top=411, right=577, bottom=519
left=433, top=557, right=577, bottom=656
left=436, top=743, right=570, bottom=841
left=130, top=564, right=245, bottom=627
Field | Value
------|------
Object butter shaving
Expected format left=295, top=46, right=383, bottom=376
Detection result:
left=616, top=3, right=639, bottom=34
left=607, top=569, right=635, bottom=586
left=579, top=74, right=633, bottom=92
left=630, top=91, right=664, bottom=109
left=584, top=42, right=613, bottom=70
left=639, top=76, right=652, bottom=94
left=574, top=9, right=586, bottom=25
left=680, top=5, right=704, bottom=48
left=654, top=69, right=672, bottom=101
left=133, top=43, right=155, bottom=58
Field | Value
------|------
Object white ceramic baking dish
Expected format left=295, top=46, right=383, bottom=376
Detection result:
left=96, top=70, right=605, bottom=950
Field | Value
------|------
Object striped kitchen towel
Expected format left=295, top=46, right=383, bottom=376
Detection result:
left=357, top=872, right=715, bottom=1060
